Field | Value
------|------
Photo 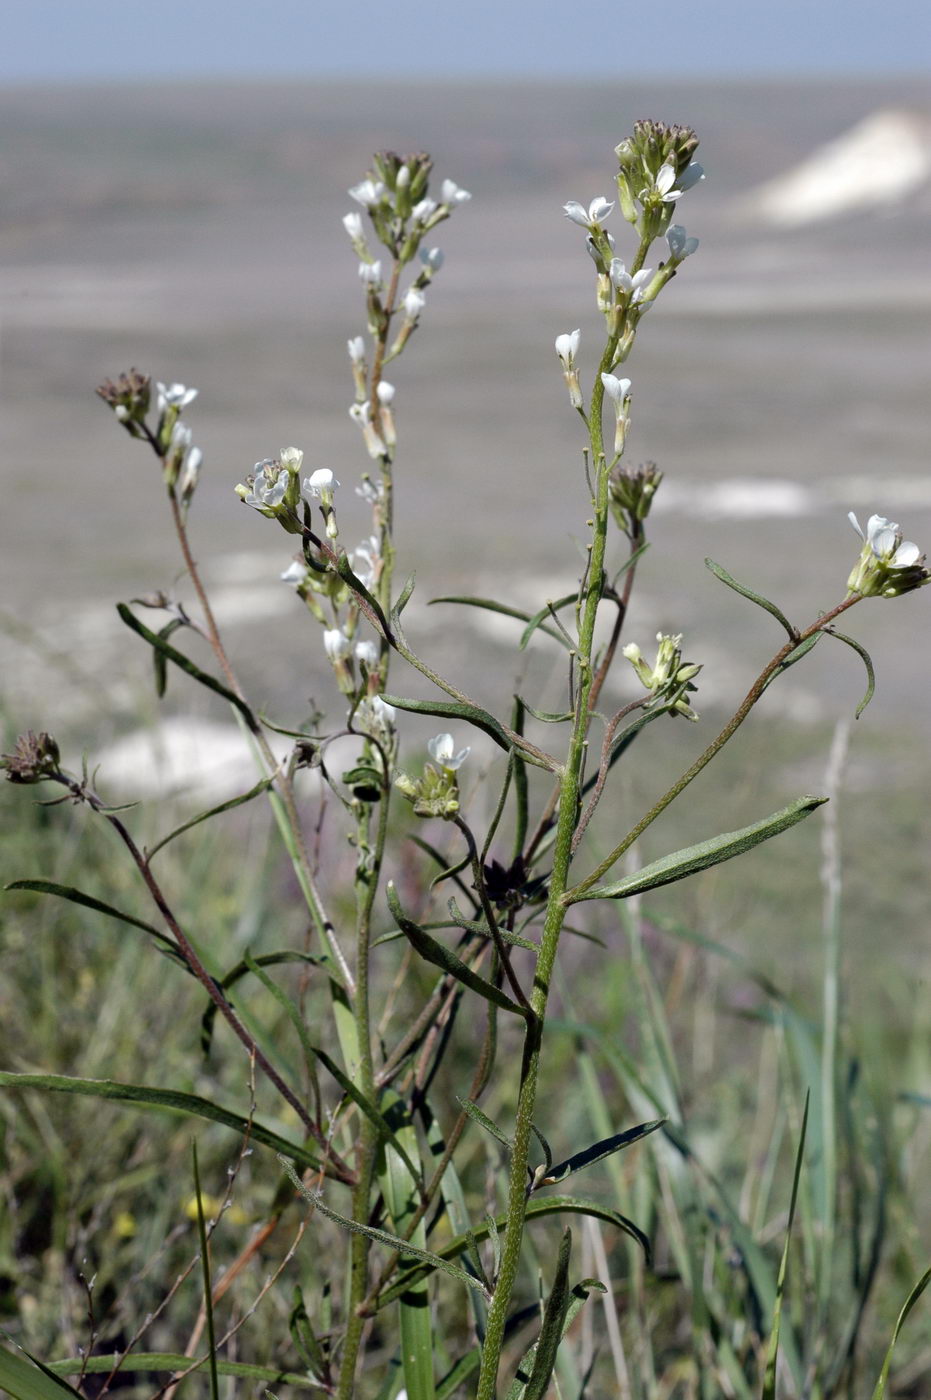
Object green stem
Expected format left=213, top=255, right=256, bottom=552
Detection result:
left=475, top=337, right=618, bottom=1398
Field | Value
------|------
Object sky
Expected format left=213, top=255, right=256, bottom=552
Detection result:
left=2, top=0, right=930, bottom=83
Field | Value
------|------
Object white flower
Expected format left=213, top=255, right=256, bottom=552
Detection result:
left=177, top=444, right=203, bottom=503
left=428, top=732, right=470, bottom=771
left=403, top=288, right=426, bottom=319
left=666, top=224, right=700, bottom=260
left=441, top=179, right=471, bottom=205
left=156, top=381, right=198, bottom=414
left=280, top=560, right=307, bottom=585
left=246, top=459, right=287, bottom=508
left=608, top=259, right=652, bottom=302
left=554, top=329, right=581, bottom=367
left=420, top=247, right=444, bottom=271
left=342, top=212, right=364, bottom=240
left=323, top=628, right=352, bottom=663
left=563, top=196, right=614, bottom=228
left=376, top=381, right=395, bottom=405
left=354, top=639, right=379, bottom=668
left=847, top=511, right=930, bottom=597
left=347, top=336, right=366, bottom=364
left=848, top=512, right=920, bottom=566
left=646, top=162, right=705, bottom=203
left=411, top=197, right=438, bottom=223
left=356, top=477, right=384, bottom=505
left=348, top=179, right=384, bottom=208
left=351, top=535, right=380, bottom=589
left=279, top=446, right=304, bottom=475
left=304, top=468, right=340, bottom=502
left=356, top=694, right=397, bottom=740
left=600, top=373, right=631, bottom=404
left=359, top=261, right=382, bottom=286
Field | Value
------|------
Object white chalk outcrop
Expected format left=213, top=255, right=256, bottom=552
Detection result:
left=740, top=109, right=931, bottom=227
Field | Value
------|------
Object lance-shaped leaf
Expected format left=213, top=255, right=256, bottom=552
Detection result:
left=116, top=604, right=258, bottom=730
left=382, top=694, right=513, bottom=758
left=519, top=594, right=578, bottom=651
left=705, top=558, right=797, bottom=639
left=430, top=594, right=568, bottom=648
left=505, top=1271, right=607, bottom=1400
left=153, top=617, right=185, bottom=698
left=387, top=884, right=528, bottom=1018
left=518, top=1229, right=574, bottom=1400
left=458, top=1096, right=513, bottom=1153
left=43, top=1354, right=326, bottom=1389
left=760, top=633, right=821, bottom=696
left=0, top=1072, right=321, bottom=1171
left=871, top=1262, right=931, bottom=1400
left=0, top=1343, right=84, bottom=1400
left=531, top=1118, right=665, bottom=1192
left=146, top=775, right=276, bottom=860
left=377, top=1194, right=650, bottom=1307
left=762, top=1092, right=809, bottom=1400
left=5, top=879, right=178, bottom=954
left=201, top=949, right=332, bottom=1054
left=279, top=1157, right=491, bottom=1300
left=825, top=627, right=876, bottom=719
left=567, top=796, right=827, bottom=904
left=289, top=1286, right=329, bottom=1384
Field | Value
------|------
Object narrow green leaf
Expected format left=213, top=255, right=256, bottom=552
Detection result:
left=760, top=632, right=821, bottom=696
left=153, top=617, right=185, bottom=697
left=311, top=1041, right=420, bottom=1183
left=519, top=702, right=574, bottom=724
left=116, top=603, right=258, bottom=730
left=392, top=571, right=417, bottom=620
left=521, top=1230, right=573, bottom=1400
left=378, top=1196, right=650, bottom=1307
left=279, top=1157, right=490, bottom=1300
left=289, top=1286, right=328, bottom=1383
left=447, top=899, right=538, bottom=951
left=387, top=884, right=528, bottom=1017
left=377, top=1091, right=436, bottom=1400
left=704, top=559, right=797, bottom=639
left=420, top=1102, right=489, bottom=1335
left=529, top=1123, right=554, bottom=1178
left=871, top=1263, right=931, bottom=1399
left=44, top=1354, right=326, bottom=1388
left=458, top=1096, right=513, bottom=1153
left=201, top=950, right=330, bottom=1055
left=504, top=1274, right=606, bottom=1400
left=334, top=553, right=391, bottom=636
left=191, top=1144, right=220, bottom=1400
left=537, top=1118, right=665, bottom=1190
left=382, top=694, right=516, bottom=758
left=519, top=594, right=577, bottom=651
left=430, top=594, right=568, bottom=648
left=825, top=627, right=876, bottom=718
left=510, top=700, right=529, bottom=862
left=762, top=1092, right=809, bottom=1400
left=5, top=879, right=176, bottom=950
left=0, top=1343, right=84, bottom=1400
left=0, top=1072, right=320, bottom=1170
left=568, top=796, right=828, bottom=904
left=146, top=776, right=275, bottom=860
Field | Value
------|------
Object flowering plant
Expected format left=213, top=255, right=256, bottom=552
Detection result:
left=3, top=122, right=929, bottom=1400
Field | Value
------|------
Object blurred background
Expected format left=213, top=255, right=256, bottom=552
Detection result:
left=1, top=0, right=930, bottom=977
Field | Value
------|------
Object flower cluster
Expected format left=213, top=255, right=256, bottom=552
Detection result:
left=96, top=373, right=204, bottom=505
left=1, top=730, right=61, bottom=784
left=615, top=120, right=704, bottom=243
left=624, top=633, right=702, bottom=720
left=609, top=461, right=664, bottom=533
left=395, top=732, right=470, bottom=820
left=847, top=513, right=931, bottom=598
